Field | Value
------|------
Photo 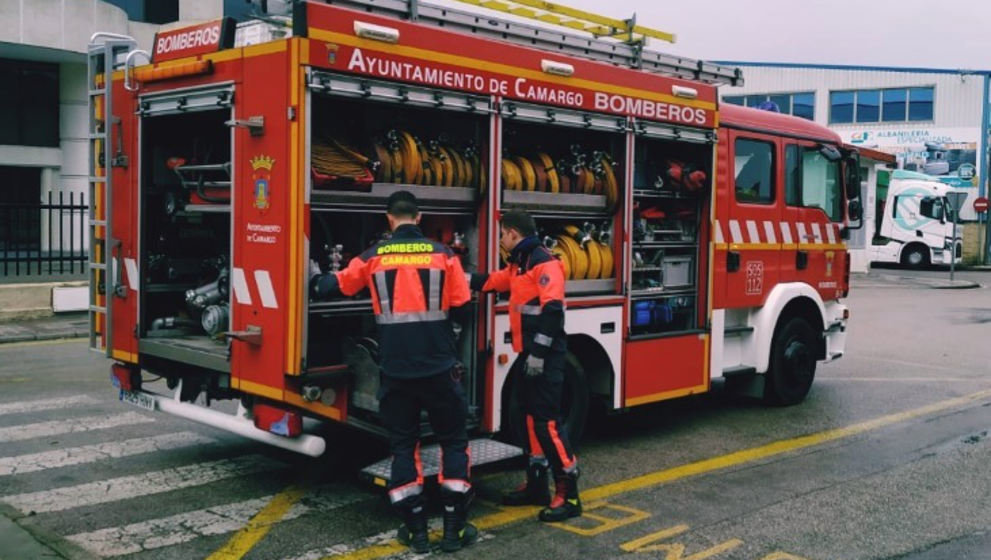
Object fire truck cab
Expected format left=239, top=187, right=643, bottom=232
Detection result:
left=87, top=0, right=857, bottom=473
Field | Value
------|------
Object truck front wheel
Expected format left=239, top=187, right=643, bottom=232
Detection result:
left=901, top=245, right=930, bottom=268
left=764, top=317, right=817, bottom=406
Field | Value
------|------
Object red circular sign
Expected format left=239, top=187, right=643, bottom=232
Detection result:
left=974, top=197, right=989, bottom=213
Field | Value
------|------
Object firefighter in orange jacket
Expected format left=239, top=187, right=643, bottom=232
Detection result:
left=470, top=210, right=582, bottom=522
left=310, top=191, right=476, bottom=553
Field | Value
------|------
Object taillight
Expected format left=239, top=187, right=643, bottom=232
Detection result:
left=253, top=403, right=302, bottom=437
left=110, top=363, right=141, bottom=391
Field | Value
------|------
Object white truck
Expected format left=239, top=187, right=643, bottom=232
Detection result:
left=869, top=170, right=962, bottom=268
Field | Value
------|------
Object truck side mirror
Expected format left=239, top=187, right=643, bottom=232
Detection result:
left=843, top=199, right=864, bottom=236
left=844, top=158, right=861, bottom=199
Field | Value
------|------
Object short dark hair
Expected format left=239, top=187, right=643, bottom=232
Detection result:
left=386, top=190, right=418, bottom=218
left=500, top=210, right=536, bottom=237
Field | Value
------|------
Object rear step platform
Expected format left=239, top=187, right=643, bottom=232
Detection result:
left=361, top=439, right=523, bottom=487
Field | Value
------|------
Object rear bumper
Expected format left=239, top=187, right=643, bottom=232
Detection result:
left=119, top=383, right=326, bottom=457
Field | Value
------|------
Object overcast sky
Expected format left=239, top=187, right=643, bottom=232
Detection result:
left=458, top=0, right=991, bottom=71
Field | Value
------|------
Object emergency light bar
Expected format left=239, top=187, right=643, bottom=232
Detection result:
left=134, top=60, right=213, bottom=84
left=541, top=59, right=575, bottom=77
left=354, top=21, right=400, bottom=43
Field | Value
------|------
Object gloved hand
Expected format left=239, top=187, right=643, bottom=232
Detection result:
left=309, top=259, right=322, bottom=282
left=524, top=354, right=544, bottom=377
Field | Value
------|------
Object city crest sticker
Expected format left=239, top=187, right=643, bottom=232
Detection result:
left=250, top=155, right=274, bottom=212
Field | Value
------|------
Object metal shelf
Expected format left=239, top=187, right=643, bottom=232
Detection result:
left=311, top=183, right=477, bottom=212
left=502, top=190, right=610, bottom=215
left=565, top=278, right=615, bottom=295
left=182, top=204, right=231, bottom=213
left=632, top=241, right=696, bottom=248
left=309, top=298, right=374, bottom=315
left=633, top=189, right=698, bottom=199
left=630, top=287, right=696, bottom=298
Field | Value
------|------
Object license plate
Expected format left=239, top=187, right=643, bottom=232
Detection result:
left=119, top=389, right=156, bottom=412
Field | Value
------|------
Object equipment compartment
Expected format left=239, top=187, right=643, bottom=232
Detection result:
left=308, top=88, right=488, bottom=199
left=628, top=133, right=710, bottom=337
left=499, top=116, right=623, bottom=215
left=138, top=109, right=232, bottom=367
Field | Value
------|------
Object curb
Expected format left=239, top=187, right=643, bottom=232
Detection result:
left=0, top=514, right=63, bottom=559
left=0, top=330, right=87, bottom=345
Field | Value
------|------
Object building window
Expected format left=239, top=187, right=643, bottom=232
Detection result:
left=0, top=60, right=59, bottom=147
left=908, top=87, right=934, bottom=121
left=722, top=92, right=816, bottom=120
left=830, top=87, right=933, bottom=124
left=882, top=89, right=907, bottom=122
left=829, top=91, right=854, bottom=124
left=734, top=138, right=775, bottom=204
left=855, top=90, right=880, bottom=122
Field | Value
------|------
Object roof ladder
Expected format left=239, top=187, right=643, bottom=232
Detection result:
left=87, top=33, right=136, bottom=357
left=317, top=0, right=743, bottom=85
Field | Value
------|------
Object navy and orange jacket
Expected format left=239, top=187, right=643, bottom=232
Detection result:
left=311, top=224, right=471, bottom=379
left=471, top=235, right=566, bottom=358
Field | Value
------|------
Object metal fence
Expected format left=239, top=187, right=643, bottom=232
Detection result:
left=0, top=192, right=88, bottom=278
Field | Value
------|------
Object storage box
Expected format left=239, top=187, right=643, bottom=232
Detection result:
left=661, top=255, right=694, bottom=288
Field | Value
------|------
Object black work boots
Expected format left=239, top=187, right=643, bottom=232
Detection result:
left=395, top=495, right=430, bottom=554
left=538, top=472, right=582, bottom=522
left=502, top=460, right=550, bottom=506
left=440, top=488, right=478, bottom=552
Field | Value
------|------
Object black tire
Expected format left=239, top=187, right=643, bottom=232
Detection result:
left=504, top=352, right=589, bottom=449
left=764, top=317, right=817, bottom=406
left=901, top=245, right=930, bottom=269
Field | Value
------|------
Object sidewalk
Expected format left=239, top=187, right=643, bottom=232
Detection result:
left=0, top=313, right=88, bottom=344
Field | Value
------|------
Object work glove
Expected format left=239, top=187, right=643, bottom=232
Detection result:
left=524, top=354, right=544, bottom=377
left=309, top=259, right=322, bottom=282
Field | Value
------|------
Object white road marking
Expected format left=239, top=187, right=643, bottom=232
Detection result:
left=66, top=485, right=369, bottom=557
left=0, top=432, right=215, bottom=476
left=1, top=454, right=283, bottom=514
left=0, top=395, right=100, bottom=417
left=0, top=412, right=153, bottom=443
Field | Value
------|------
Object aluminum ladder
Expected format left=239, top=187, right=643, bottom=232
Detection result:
left=318, top=0, right=743, bottom=85
left=87, top=33, right=136, bottom=356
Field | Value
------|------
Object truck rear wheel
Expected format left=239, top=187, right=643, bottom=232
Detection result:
left=504, top=352, right=589, bottom=449
left=901, top=245, right=930, bottom=269
left=764, top=317, right=817, bottom=406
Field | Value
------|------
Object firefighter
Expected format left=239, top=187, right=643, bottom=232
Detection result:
left=469, top=210, right=582, bottom=522
left=310, top=191, right=477, bottom=553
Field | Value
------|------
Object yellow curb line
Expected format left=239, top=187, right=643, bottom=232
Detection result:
left=329, top=388, right=991, bottom=560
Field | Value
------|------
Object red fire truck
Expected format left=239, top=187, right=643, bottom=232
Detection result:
left=88, top=0, right=861, bottom=476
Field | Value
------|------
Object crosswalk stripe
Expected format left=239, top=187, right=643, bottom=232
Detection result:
left=0, top=395, right=100, bottom=416
left=0, top=412, right=153, bottom=443
left=1, top=454, right=284, bottom=514
left=65, top=485, right=369, bottom=557
left=0, top=432, right=216, bottom=476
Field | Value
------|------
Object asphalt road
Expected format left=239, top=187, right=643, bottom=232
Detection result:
left=0, top=270, right=988, bottom=560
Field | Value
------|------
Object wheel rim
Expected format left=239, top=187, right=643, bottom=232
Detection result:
left=907, top=250, right=923, bottom=266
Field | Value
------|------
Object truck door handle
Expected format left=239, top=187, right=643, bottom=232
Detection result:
left=727, top=251, right=740, bottom=272
left=796, top=250, right=808, bottom=270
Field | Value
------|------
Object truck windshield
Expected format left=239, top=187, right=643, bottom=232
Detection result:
left=919, top=196, right=945, bottom=221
